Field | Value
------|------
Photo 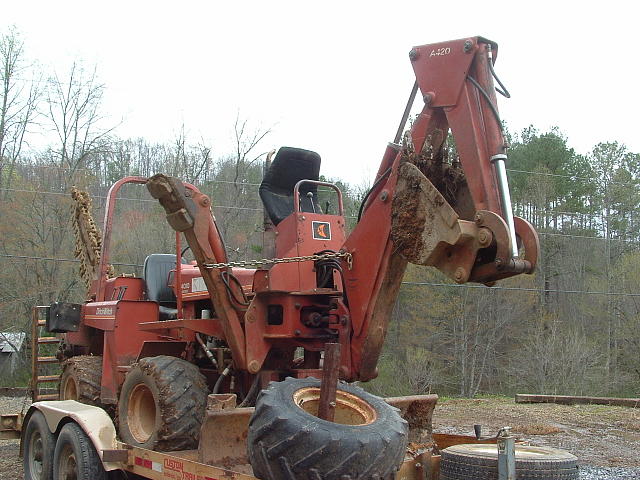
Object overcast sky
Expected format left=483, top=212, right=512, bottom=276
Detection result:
left=3, top=0, right=639, bottom=185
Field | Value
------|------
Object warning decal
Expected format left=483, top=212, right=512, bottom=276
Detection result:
left=312, top=221, right=331, bottom=240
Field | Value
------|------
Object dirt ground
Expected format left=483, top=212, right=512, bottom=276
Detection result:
left=2, top=395, right=640, bottom=479
left=433, top=396, right=640, bottom=468
left=0, top=395, right=30, bottom=480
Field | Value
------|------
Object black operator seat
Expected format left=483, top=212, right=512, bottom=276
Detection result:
left=143, top=254, right=184, bottom=321
left=259, top=147, right=322, bottom=226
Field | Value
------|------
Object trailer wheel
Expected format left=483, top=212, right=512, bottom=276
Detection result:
left=247, top=377, right=408, bottom=480
left=53, top=422, right=107, bottom=480
left=23, top=410, right=55, bottom=480
left=440, top=443, right=579, bottom=480
left=118, top=355, right=208, bottom=451
left=59, top=356, right=103, bottom=406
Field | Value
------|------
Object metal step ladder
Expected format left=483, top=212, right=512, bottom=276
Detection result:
left=30, top=306, right=61, bottom=401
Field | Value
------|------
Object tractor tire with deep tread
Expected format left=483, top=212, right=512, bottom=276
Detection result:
left=23, top=410, right=55, bottom=480
left=440, top=443, right=579, bottom=480
left=247, top=377, right=408, bottom=480
left=59, top=356, right=103, bottom=405
left=53, top=422, right=107, bottom=480
left=117, top=355, right=208, bottom=451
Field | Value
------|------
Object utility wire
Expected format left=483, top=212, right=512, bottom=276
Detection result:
left=0, top=187, right=264, bottom=210
left=3, top=187, right=640, bottom=240
left=0, top=253, right=141, bottom=267
left=14, top=163, right=640, bottom=188
left=401, top=281, right=640, bottom=298
left=507, top=168, right=639, bottom=188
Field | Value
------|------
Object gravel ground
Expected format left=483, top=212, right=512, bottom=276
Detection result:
left=579, top=466, right=640, bottom=479
left=434, top=397, right=640, bottom=479
left=0, top=395, right=31, bottom=480
left=2, top=394, right=640, bottom=479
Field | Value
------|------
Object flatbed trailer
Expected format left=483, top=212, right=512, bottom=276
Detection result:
left=2, top=395, right=580, bottom=480
left=2, top=395, right=497, bottom=480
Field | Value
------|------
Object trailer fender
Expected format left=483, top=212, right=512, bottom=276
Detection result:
left=23, top=400, right=121, bottom=471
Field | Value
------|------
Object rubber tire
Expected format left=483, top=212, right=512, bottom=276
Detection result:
left=23, top=410, right=56, bottom=480
left=247, top=377, right=409, bottom=480
left=53, top=422, right=107, bottom=480
left=59, top=356, right=102, bottom=405
left=117, top=355, right=208, bottom=451
left=440, top=443, right=579, bottom=480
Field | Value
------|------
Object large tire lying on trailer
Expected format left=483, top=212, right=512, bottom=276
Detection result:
left=440, top=443, right=579, bottom=480
left=117, top=355, right=208, bottom=451
left=23, top=410, right=55, bottom=480
left=59, top=355, right=102, bottom=405
left=247, top=377, right=408, bottom=480
left=53, top=422, right=107, bottom=480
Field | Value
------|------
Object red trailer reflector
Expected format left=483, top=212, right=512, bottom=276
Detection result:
left=134, top=456, right=162, bottom=472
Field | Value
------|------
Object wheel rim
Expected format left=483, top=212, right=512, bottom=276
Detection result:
left=293, top=387, right=377, bottom=425
left=58, top=443, right=78, bottom=480
left=62, top=375, right=78, bottom=400
left=127, top=383, right=157, bottom=443
left=28, top=430, right=44, bottom=480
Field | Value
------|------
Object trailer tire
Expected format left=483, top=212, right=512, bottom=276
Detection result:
left=59, top=356, right=102, bottom=406
left=440, top=443, right=579, bottom=480
left=247, top=377, right=408, bottom=480
left=53, top=422, right=107, bottom=480
left=23, top=410, right=55, bottom=480
left=118, top=355, right=208, bottom=451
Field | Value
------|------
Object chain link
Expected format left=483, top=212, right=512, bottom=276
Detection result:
left=203, top=251, right=353, bottom=270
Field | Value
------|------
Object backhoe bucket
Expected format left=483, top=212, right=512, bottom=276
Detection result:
left=391, top=161, right=538, bottom=285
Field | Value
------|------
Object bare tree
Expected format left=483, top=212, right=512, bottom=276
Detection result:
left=212, top=115, right=272, bottom=259
left=0, top=27, right=40, bottom=195
left=167, top=123, right=214, bottom=183
left=46, top=61, right=115, bottom=180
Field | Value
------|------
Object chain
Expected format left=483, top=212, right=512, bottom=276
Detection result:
left=71, top=187, right=113, bottom=293
left=203, top=251, right=353, bottom=270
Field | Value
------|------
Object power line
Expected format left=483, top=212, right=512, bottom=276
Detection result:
left=4, top=187, right=640, bottom=240
left=539, top=231, right=640, bottom=243
left=0, top=187, right=265, bottom=211
left=507, top=168, right=639, bottom=188
left=0, top=253, right=141, bottom=267
left=401, top=281, right=640, bottom=298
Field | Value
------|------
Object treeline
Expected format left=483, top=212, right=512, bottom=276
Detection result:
left=369, top=128, right=640, bottom=398
left=2, top=27, right=639, bottom=397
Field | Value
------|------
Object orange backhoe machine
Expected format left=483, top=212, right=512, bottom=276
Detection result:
left=14, top=36, right=555, bottom=480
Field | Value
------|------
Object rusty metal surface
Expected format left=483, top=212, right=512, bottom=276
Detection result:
left=392, top=161, right=538, bottom=285
left=207, top=393, right=237, bottom=411
left=317, top=342, right=341, bottom=421
left=147, top=174, right=248, bottom=370
left=126, top=437, right=432, bottom=480
left=386, top=394, right=438, bottom=443
left=128, top=442, right=257, bottom=479
left=198, top=406, right=254, bottom=473
left=392, top=162, right=480, bottom=284
left=0, top=413, right=22, bottom=439
left=433, top=433, right=499, bottom=450
left=96, top=177, right=148, bottom=301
